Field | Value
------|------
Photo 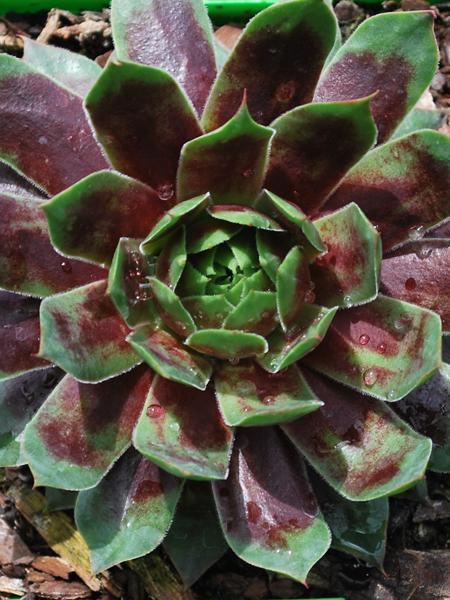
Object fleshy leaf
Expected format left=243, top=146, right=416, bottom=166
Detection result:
left=381, top=239, right=450, bottom=332
left=215, top=360, right=322, bottom=427
left=108, top=238, right=156, bottom=328
left=182, top=295, right=234, bottom=329
left=266, top=98, right=377, bottom=214
left=176, top=263, right=209, bottom=297
left=164, top=482, right=227, bottom=586
left=0, top=368, right=62, bottom=466
left=202, top=0, right=337, bottom=129
left=133, top=376, right=233, bottom=480
left=394, top=364, right=450, bottom=473
left=156, top=229, right=186, bottom=290
left=0, top=54, right=107, bottom=194
left=76, top=448, right=182, bottom=572
left=0, top=292, right=48, bottom=381
left=314, top=12, right=438, bottom=143
left=255, top=230, right=292, bottom=283
left=86, top=60, right=202, bottom=192
left=0, top=193, right=106, bottom=297
left=311, top=472, right=388, bottom=567
left=111, top=0, right=216, bottom=114
left=186, top=329, right=268, bottom=359
left=258, top=305, right=337, bottom=373
left=224, top=291, right=277, bottom=336
left=23, top=38, right=101, bottom=97
left=148, top=277, right=196, bottom=338
left=186, top=217, right=241, bottom=254
left=283, top=369, right=432, bottom=501
left=304, top=295, right=442, bottom=401
left=44, top=171, right=166, bottom=266
left=127, top=325, right=212, bottom=390
left=208, top=205, right=283, bottom=230
left=39, top=280, right=141, bottom=383
left=276, top=247, right=311, bottom=333
left=140, top=194, right=209, bottom=255
left=46, top=488, right=77, bottom=512
left=177, top=104, right=273, bottom=205
left=311, top=203, right=381, bottom=308
left=327, top=131, right=450, bottom=252
left=23, top=366, right=153, bottom=490
left=0, top=160, right=46, bottom=199
left=213, top=428, right=331, bottom=583
left=392, top=107, right=445, bottom=140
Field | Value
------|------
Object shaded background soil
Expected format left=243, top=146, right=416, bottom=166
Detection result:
left=0, top=2, right=450, bottom=599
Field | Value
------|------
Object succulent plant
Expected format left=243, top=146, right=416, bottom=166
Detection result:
left=0, top=0, right=449, bottom=585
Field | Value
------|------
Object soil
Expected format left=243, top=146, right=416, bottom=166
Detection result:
left=0, top=2, right=450, bottom=599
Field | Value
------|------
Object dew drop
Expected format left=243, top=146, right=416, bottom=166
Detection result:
left=343, top=295, right=352, bottom=308
left=38, top=135, right=48, bottom=145
left=60, top=260, right=72, bottom=274
left=387, top=390, right=396, bottom=400
left=242, top=168, right=254, bottom=178
left=377, top=342, right=387, bottom=354
left=417, top=245, right=432, bottom=260
left=359, top=334, right=370, bottom=346
left=363, top=368, right=377, bottom=387
left=262, top=395, right=275, bottom=405
left=275, top=80, right=296, bottom=103
left=405, top=277, right=416, bottom=291
left=408, top=225, right=424, bottom=241
left=147, top=404, right=164, bottom=419
left=156, top=183, right=175, bottom=202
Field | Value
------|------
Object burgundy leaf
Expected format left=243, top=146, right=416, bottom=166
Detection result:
left=0, top=160, right=46, bottom=199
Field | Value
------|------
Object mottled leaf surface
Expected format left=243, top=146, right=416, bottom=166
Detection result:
left=381, top=239, right=450, bottom=332
left=224, top=291, right=277, bottom=336
left=0, top=368, right=62, bottom=466
left=39, top=280, right=141, bottom=383
left=24, top=366, right=152, bottom=490
left=186, top=329, right=268, bottom=359
left=111, top=0, right=216, bottom=114
left=283, top=369, right=432, bottom=500
left=327, top=131, right=450, bottom=252
left=202, top=0, right=337, bottom=129
left=0, top=55, right=107, bottom=194
left=215, top=361, right=322, bottom=426
left=23, top=38, right=101, bottom=97
left=44, top=171, right=166, bottom=266
left=0, top=193, right=106, bottom=297
left=149, top=277, right=196, bottom=337
left=86, top=60, right=202, bottom=193
left=311, top=203, right=381, bottom=308
left=127, top=325, right=212, bottom=390
left=213, top=428, right=331, bottom=583
left=183, top=295, right=234, bottom=329
left=177, top=105, right=273, bottom=205
left=276, top=246, right=311, bottom=332
left=76, top=448, right=182, bottom=572
left=304, top=295, right=441, bottom=401
left=164, top=482, right=227, bottom=586
left=209, top=205, right=282, bottom=230
left=133, top=376, right=233, bottom=480
left=266, top=99, right=376, bottom=214
left=0, top=292, right=48, bottom=381
left=314, top=12, right=438, bottom=143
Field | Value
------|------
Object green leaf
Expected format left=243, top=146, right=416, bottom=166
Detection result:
left=85, top=60, right=201, bottom=192
left=133, top=376, right=233, bottom=480
left=215, top=360, right=322, bottom=427
left=43, top=171, right=166, bottom=267
left=283, top=369, right=432, bottom=501
left=39, top=280, right=141, bottom=383
left=177, top=104, right=273, bottom=206
left=176, top=263, right=209, bottom=297
left=127, top=325, right=212, bottom=390
left=111, top=0, right=216, bottom=114
left=328, top=130, right=450, bottom=252
left=186, top=217, right=241, bottom=254
left=304, top=295, right=442, bottom=401
left=311, top=472, right=388, bottom=567
left=0, top=54, right=107, bottom=194
left=182, top=295, right=234, bottom=329
left=149, top=277, right=196, bottom=338
left=164, top=482, right=227, bottom=586
left=209, top=204, right=283, bottom=230
left=224, top=291, right=277, bottom=336
left=76, top=448, right=183, bottom=572
left=255, top=230, right=292, bottom=283
left=140, top=194, right=209, bottom=255
left=156, top=229, right=186, bottom=290
left=23, top=38, right=101, bottom=97
left=213, top=428, right=331, bottom=584
left=258, top=305, right=337, bottom=373
left=46, top=488, right=77, bottom=511
left=276, top=247, right=311, bottom=333
left=186, top=329, right=268, bottom=360
left=314, top=12, right=438, bottom=143
left=311, top=203, right=381, bottom=308
left=202, top=0, right=337, bottom=129
left=392, top=107, right=445, bottom=140
left=0, top=292, right=48, bottom=381
left=0, top=193, right=106, bottom=297
left=266, top=98, right=377, bottom=214
left=23, top=366, right=153, bottom=490
left=0, top=368, right=62, bottom=466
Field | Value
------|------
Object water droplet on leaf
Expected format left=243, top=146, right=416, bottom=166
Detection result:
left=343, top=295, right=352, bottom=307
left=377, top=342, right=387, bottom=354
left=262, top=395, right=275, bottom=405
left=387, top=390, right=396, bottom=400
left=147, top=404, right=164, bottom=419
left=405, top=277, right=416, bottom=291
left=363, top=368, right=377, bottom=387
left=359, top=334, right=370, bottom=345
left=408, top=225, right=424, bottom=241
left=156, top=183, right=174, bottom=202
left=60, top=260, right=72, bottom=274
